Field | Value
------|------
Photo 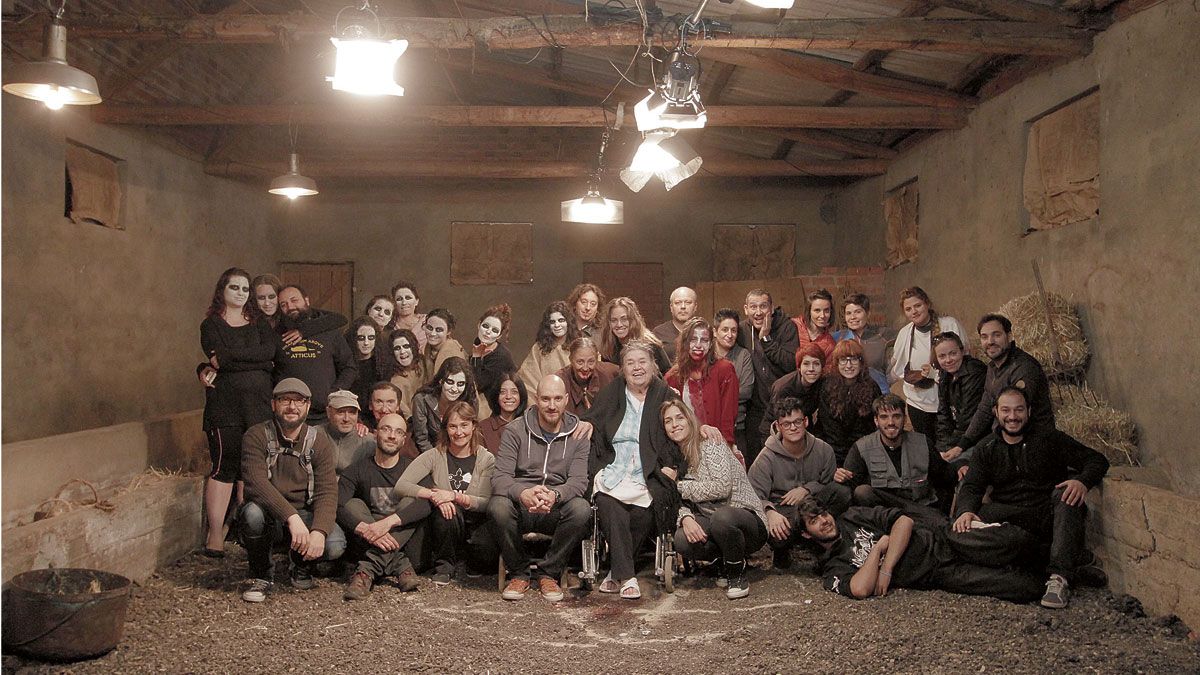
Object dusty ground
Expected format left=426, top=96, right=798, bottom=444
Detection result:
left=4, top=546, right=1197, bottom=674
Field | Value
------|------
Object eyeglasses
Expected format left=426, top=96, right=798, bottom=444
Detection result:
left=355, top=335, right=376, bottom=342
left=838, top=357, right=861, bottom=365
left=274, top=396, right=309, bottom=407
left=778, top=419, right=806, bottom=430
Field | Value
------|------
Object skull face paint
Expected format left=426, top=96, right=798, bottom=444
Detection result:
left=392, top=336, right=415, bottom=367
left=368, top=300, right=394, bottom=329
left=355, top=324, right=377, bottom=358
left=442, top=372, right=468, bottom=402
left=424, top=316, right=449, bottom=348
left=224, top=276, right=251, bottom=310
left=548, top=312, right=568, bottom=339
left=477, top=316, right=503, bottom=346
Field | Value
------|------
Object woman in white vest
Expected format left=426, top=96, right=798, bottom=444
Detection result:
left=887, top=287, right=966, bottom=453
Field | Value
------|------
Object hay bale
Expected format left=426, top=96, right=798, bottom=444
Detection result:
left=996, top=291, right=1089, bottom=373
left=1052, top=383, right=1139, bottom=467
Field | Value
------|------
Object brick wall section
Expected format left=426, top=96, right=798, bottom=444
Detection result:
left=1087, top=470, right=1200, bottom=630
left=699, top=266, right=888, bottom=329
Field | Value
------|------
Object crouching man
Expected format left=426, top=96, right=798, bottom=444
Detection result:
left=952, top=386, right=1109, bottom=609
left=747, top=397, right=851, bottom=570
left=239, top=378, right=346, bottom=602
left=338, top=413, right=431, bottom=600
left=799, top=497, right=1043, bottom=602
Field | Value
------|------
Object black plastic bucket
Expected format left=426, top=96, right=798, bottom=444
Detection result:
left=2, top=568, right=132, bottom=662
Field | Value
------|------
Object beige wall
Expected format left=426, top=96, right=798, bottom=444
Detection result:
left=267, top=179, right=842, bottom=359
left=835, top=1, right=1200, bottom=494
left=1, top=102, right=272, bottom=442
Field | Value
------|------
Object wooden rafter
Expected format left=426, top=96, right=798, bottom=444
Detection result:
left=705, top=49, right=977, bottom=109
left=923, top=0, right=1084, bottom=26
left=4, top=15, right=1093, bottom=55
left=92, top=104, right=968, bottom=129
left=419, top=52, right=636, bottom=100
left=204, top=156, right=888, bottom=179
left=771, top=130, right=899, bottom=160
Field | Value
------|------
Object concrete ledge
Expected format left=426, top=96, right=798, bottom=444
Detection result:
left=1, top=476, right=203, bottom=585
left=1088, top=469, right=1200, bottom=630
left=1, top=409, right=207, bottom=528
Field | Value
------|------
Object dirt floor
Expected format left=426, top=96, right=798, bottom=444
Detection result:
left=4, top=546, right=1197, bottom=674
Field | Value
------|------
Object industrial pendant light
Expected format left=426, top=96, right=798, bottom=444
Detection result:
left=633, top=50, right=705, bottom=131
left=742, top=0, right=794, bottom=8
left=269, top=124, right=318, bottom=199
left=620, top=130, right=703, bottom=193
left=327, top=1, right=408, bottom=97
left=2, top=2, right=101, bottom=110
left=563, top=126, right=624, bottom=224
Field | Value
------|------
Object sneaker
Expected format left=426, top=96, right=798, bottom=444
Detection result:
left=539, top=577, right=565, bottom=602
left=1041, top=574, right=1070, bottom=609
left=395, top=568, right=421, bottom=593
left=773, top=548, right=793, bottom=570
left=344, top=571, right=373, bottom=601
left=432, top=572, right=453, bottom=586
left=715, top=576, right=729, bottom=588
left=241, top=578, right=272, bottom=603
left=290, top=563, right=315, bottom=591
left=724, top=560, right=749, bottom=600
left=501, top=577, right=530, bottom=601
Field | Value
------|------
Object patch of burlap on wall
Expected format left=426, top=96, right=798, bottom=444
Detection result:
left=450, top=222, right=533, bottom=285
left=1023, top=92, right=1100, bottom=231
left=712, top=224, right=795, bottom=281
left=884, top=182, right=918, bottom=268
left=66, top=143, right=122, bottom=229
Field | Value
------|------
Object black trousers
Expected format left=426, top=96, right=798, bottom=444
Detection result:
left=488, top=495, right=591, bottom=581
left=907, top=404, right=938, bottom=452
left=429, top=508, right=498, bottom=575
left=674, top=506, right=768, bottom=564
left=594, top=493, right=657, bottom=582
left=341, top=498, right=427, bottom=579
left=743, top=406, right=768, bottom=469
left=975, top=487, right=1089, bottom=584
left=851, top=485, right=947, bottom=529
left=935, top=523, right=1044, bottom=602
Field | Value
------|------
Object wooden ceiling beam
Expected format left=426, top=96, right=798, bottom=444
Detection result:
left=772, top=129, right=900, bottom=159
left=93, top=104, right=968, bottom=129
left=705, top=49, right=977, bottom=109
left=420, top=52, right=635, bottom=100
left=204, top=156, right=887, bottom=179
left=924, top=0, right=1084, bottom=26
left=4, top=15, right=1092, bottom=55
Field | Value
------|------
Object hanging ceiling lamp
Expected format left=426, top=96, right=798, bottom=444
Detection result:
left=633, top=50, right=705, bottom=131
left=327, top=1, right=408, bottom=97
left=563, top=124, right=624, bottom=224
left=2, top=2, right=101, bottom=110
left=269, top=152, right=319, bottom=200
left=620, top=130, right=703, bottom=193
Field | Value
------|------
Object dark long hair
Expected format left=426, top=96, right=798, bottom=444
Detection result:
left=345, top=316, right=380, bottom=362
left=206, top=267, right=255, bottom=322
left=822, top=340, right=876, bottom=419
left=535, top=300, right=578, bottom=355
left=485, top=370, right=528, bottom=420
left=417, top=356, right=478, bottom=404
left=379, top=328, right=421, bottom=379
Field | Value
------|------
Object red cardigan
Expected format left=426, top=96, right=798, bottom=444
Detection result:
left=792, top=317, right=836, bottom=369
left=665, top=358, right=739, bottom=444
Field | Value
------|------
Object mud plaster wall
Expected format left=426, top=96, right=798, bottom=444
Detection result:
left=834, top=0, right=1200, bottom=495
left=1, top=101, right=272, bottom=443
left=266, top=180, right=843, bottom=360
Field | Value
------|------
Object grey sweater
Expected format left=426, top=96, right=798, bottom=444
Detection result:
left=746, top=431, right=837, bottom=511
left=491, top=406, right=590, bottom=503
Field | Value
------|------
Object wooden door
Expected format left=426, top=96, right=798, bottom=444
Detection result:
left=279, top=262, right=355, bottom=319
left=582, top=262, right=665, bottom=327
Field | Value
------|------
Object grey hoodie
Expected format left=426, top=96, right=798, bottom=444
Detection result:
left=491, top=406, right=590, bottom=503
left=747, top=431, right=837, bottom=510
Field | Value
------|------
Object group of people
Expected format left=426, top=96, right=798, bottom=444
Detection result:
left=199, top=270, right=1109, bottom=610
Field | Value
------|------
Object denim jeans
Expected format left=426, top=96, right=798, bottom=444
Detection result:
left=239, top=502, right=346, bottom=580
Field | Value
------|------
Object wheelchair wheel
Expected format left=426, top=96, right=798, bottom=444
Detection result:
left=663, top=553, right=675, bottom=593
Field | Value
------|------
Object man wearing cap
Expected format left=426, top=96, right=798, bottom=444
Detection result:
left=238, top=378, right=346, bottom=602
left=338, top=412, right=430, bottom=600
left=320, top=389, right=376, bottom=475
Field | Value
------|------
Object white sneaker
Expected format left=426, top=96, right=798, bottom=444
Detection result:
left=241, top=578, right=272, bottom=603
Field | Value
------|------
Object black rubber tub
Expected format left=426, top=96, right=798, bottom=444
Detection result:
left=2, top=568, right=132, bottom=662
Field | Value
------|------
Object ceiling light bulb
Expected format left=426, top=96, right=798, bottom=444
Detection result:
left=744, top=0, right=795, bottom=7
left=44, top=86, right=67, bottom=110
left=269, top=153, right=319, bottom=199
left=328, top=37, right=408, bottom=97
left=3, top=22, right=102, bottom=108
left=562, top=188, right=623, bottom=224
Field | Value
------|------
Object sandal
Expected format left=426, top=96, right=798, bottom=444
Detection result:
left=619, top=578, right=641, bottom=600
left=598, top=574, right=620, bottom=594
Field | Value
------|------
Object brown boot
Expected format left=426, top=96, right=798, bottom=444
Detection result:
left=344, top=571, right=373, bottom=601
left=394, top=568, right=420, bottom=592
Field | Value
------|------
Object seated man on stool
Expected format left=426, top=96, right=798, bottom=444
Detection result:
left=239, top=378, right=346, bottom=603
left=952, top=386, right=1109, bottom=609
left=338, top=413, right=430, bottom=600
left=748, top=396, right=851, bottom=570
left=489, top=374, right=591, bottom=603
left=835, top=393, right=945, bottom=524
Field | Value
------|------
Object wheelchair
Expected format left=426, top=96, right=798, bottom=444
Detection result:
left=577, top=501, right=677, bottom=594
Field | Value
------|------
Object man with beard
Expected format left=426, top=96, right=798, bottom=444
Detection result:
left=239, top=379, right=346, bottom=602
left=319, top=390, right=375, bottom=475
left=952, top=387, right=1109, bottom=609
left=652, top=286, right=699, bottom=361
left=950, top=314, right=1055, bottom=458
left=338, top=413, right=430, bottom=600
left=737, top=289, right=799, bottom=466
left=274, top=285, right=357, bottom=423
left=798, top=497, right=1043, bottom=602
left=836, top=394, right=945, bottom=521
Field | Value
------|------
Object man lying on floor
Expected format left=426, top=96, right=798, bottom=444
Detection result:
left=797, top=497, right=1044, bottom=602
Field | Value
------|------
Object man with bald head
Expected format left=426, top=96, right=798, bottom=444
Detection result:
left=337, top=413, right=431, bottom=600
left=489, top=374, right=591, bottom=602
left=652, top=286, right=699, bottom=361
